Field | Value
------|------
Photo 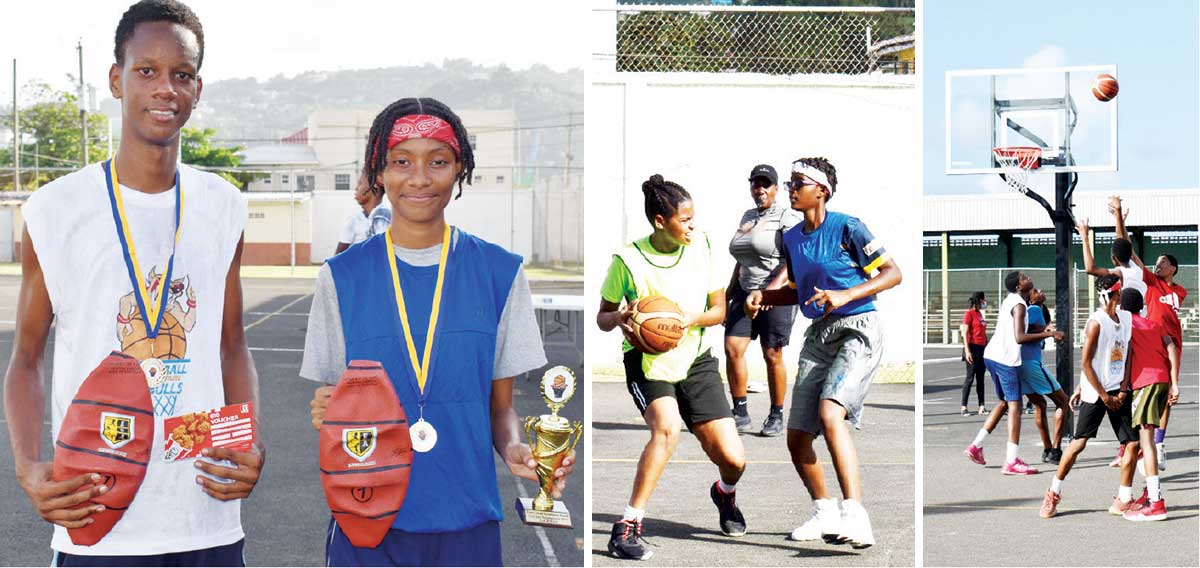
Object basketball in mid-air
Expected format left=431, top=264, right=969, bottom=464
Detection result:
left=1091, top=74, right=1118, bottom=102
left=628, top=296, right=686, bottom=355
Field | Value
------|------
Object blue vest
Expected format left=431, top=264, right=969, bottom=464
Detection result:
left=327, top=229, right=520, bottom=533
left=783, top=210, right=877, bottom=320
left=1021, top=305, right=1046, bottom=361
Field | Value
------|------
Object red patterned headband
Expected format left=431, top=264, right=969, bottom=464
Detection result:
left=386, top=114, right=461, bottom=157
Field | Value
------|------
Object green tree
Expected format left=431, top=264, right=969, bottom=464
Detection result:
left=0, top=82, right=110, bottom=190
left=181, top=127, right=252, bottom=189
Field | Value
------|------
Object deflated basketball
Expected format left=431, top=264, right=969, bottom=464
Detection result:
left=628, top=296, right=686, bottom=355
left=52, top=351, right=154, bottom=546
left=319, top=360, right=412, bottom=548
left=1092, top=74, right=1118, bottom=102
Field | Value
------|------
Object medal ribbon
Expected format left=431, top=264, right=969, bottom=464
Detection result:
left=384, top=224, right=450, bottom=395
left=103, top=159, right=183, bottom=339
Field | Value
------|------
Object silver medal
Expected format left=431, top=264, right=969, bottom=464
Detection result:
left=410, top=418, right=438, bottom=452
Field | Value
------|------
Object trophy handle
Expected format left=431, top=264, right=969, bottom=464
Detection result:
left=523, top=416, right=539, bottom=451
left=567, top=421, right=584, bottom=455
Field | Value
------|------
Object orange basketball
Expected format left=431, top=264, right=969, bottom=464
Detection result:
left=121, top=312, right=188, bottom=360
left=1092, top=74, right=1118, bottom=102
left=628, top=296, right=686, bottom=355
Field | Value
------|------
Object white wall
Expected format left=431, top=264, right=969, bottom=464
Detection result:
left=584, top=73, right=922, bottom=373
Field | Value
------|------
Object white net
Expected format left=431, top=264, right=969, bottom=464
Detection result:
left=992, top=146, right=1041, bottom=194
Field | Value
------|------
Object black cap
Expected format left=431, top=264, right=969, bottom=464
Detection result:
left=748, top=164, right=777, bottom=185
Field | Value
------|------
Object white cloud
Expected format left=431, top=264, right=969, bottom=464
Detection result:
left=1023, top=45, right=1069, bottom=68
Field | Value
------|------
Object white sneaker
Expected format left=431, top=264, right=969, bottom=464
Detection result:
left=836, top=500, right=875, bottom=549
left=788, top=499, right=839, bottom=542
left=1157, top=443, right=1167, bottom=471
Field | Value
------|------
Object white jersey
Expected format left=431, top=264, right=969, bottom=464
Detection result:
left=983, top=292, right=1026, bottom=367
left=1115, top=264, right=1148, bottom=316
left=22, top=162, right=247, bottom=555
left=337, top=211, right=370, bottom=245
left=1080, top=308, right=1133, bottom=404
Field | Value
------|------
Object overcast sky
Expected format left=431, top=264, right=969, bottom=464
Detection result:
left=924, top=0, right=1199, bottom=195
left=1, top=0, right=585, bottom=103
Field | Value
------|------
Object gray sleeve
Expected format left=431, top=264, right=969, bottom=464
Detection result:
left=493, top=266, right=548, bottom=379
left=299, top=265, right=348, bottom=384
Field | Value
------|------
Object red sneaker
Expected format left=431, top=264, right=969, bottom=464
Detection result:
left=1039, top=489, right=1060, bottom=518
left=1123, top=498, right=1166, bottom=522
left=964, top=444, right=986, bottom=465
left=1108, top=496, right=1136, bottom=515
left=1001, top=458, right=1038, bottom=475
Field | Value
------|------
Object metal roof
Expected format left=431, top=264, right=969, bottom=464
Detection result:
left=924, top=189, right=1199, bottom=233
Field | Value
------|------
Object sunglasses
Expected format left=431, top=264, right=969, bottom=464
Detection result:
left=785, top=178, right=821, bottom=192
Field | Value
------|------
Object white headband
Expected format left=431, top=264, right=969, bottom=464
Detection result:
left=792, top=163, right=833, bottom=195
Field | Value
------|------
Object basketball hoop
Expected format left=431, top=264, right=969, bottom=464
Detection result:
left=992, top=146, right=1042, bottom=194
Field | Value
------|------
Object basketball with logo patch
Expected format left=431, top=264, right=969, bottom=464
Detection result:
left=320, top=360, right=412, bottom=548
left=52, top=352, right=154, bottom=546
left=1092, top=74, right=1118, bottom=102
left=628, top=295, right=686, bottom=354
left=120, top=312, right=187, bottom=360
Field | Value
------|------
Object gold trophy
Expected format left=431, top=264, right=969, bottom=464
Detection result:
left=515, top=366, right=583, bottom=528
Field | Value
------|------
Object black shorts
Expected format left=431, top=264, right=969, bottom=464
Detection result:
left=1073, top=389, right=1137, bottom=444
left=624, top=349, right=733, bottom=430
left=724, top=283, right=797, bottom=349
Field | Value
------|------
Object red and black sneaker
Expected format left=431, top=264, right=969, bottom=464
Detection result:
left=608, top=519, right=654, bottom=560
left=710, top=481, right=747, bottom=537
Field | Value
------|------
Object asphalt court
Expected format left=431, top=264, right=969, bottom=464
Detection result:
left=0, top=275, right=584, bottom=567
left=923, top=345, right=1200, bottom=567
left=591, top=378, right=915, bottom=567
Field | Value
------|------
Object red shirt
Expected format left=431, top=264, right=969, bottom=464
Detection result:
left=1142, top=267, right=1187, bottom=348
left=962, top=309, right=987, bottom=346
left=1130, top=315, right=1172, bottom=390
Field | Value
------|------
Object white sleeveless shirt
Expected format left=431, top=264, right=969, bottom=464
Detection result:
left=1115, top=264, right=1148, bottom=316
left=983, top=292, right=1026, bottom=367
left=22, top=162, right=247, bottom=555
left=1080, top=308, right=1132, bottom=404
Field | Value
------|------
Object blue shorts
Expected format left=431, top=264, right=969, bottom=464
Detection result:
left=326, top=518, right=502, bottom=567
left=52, top=540, right=244, bottom=567
left=1019, top=360, right=1062, bottom=395
left=984, top=358, right=1022, bottom=401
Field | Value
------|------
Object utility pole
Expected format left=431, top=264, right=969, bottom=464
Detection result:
left=13, top=59, right=20, bottom=190
left=78, top=40, right=89, bottom=165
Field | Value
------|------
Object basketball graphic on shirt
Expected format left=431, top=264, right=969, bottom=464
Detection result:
left=121, top=310, right=190, bottom=360
left=117, top=269, right=197, bottom=360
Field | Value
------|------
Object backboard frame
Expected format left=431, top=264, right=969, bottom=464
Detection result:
left=945, top=64, right=1118, bottom=175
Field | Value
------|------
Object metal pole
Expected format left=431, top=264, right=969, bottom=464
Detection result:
left=941, top=231, right=950, bottom=344
left=290, top=169, right=296, bottom=273
left=13, top=59, right=19, bottom=190
left=78, top=40, right=88, bottom=165
left=1054, top=172, right=1075, bottom=430
left=33, top=140, right=38, bottom=187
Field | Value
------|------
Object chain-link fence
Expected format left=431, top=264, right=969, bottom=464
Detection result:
left=601, top=5, right=915, bottom=75
left=923, top=267, right=1200, bottom=345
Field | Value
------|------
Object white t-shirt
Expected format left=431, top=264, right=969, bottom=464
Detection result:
left=1115, top=263, right=1148, bottom=316
left=22, top=162, right=247, bottom=555
left=1080, top=308, right=1133, bottom=404
left=338, top=211, right=370, bottom=246
left=368, top=200, right=392, bottom=237
left=983, top=292, right=1025, bottom=367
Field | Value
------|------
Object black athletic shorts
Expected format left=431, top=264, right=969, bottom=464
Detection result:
left=724, top=283, right=797, bottom=349
left=1073, top=389, right=1137, bottom=444
left=624, top=349, right=733, bottom=430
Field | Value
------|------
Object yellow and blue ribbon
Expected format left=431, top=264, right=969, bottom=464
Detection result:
left=103, top=159, right=182, bottom=339
left=384, top=224, right=450, bottom=397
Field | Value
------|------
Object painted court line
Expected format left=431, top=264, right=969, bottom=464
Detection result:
left=245, top=295, right=311, bottom=332
left=594, top=458, right=912, bottom=466
left=249, top=347, right=305, bottom=353
left=514, top=478, right=560, bottom=568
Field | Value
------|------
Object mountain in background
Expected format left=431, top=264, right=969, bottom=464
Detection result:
left=100, top=59, right=584, bottom=175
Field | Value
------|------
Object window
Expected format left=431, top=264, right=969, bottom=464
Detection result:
left=496, top=175, right=505, bottom=184
left=474, top=175, right=484, bottom=184
left=263, top=176, right=271, bottom=185
left=335, top=173, right=351, bottom=191
left=468, top=134, right=477, bottom=149
left=281, top=174, right=290, bottom=184
left=298, top=175, right=315, bottom=191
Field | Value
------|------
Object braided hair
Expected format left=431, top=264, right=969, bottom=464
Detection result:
left=641, top=174, right=691, bottom=226
left=115, top=0, right=205, bottom=69
left=364, top=97, right=475, bottom=199
left=793, top=157, right=838, bottom=200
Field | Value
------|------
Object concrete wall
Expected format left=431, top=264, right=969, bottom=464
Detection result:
left=584, top=72, right=921, bottom=371
left=244, top=198, right=312, bottom=265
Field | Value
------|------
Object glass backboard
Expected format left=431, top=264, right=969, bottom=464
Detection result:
left=946, top=64, right=1118, bottom=175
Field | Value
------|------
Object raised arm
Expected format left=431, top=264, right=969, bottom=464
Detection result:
left=1109, top=195, right=1146, bottom=271
left=1076, top=219, right=1112, bottom=278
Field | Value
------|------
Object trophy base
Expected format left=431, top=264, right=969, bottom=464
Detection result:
left=515, top=498, right=572, bottom=529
